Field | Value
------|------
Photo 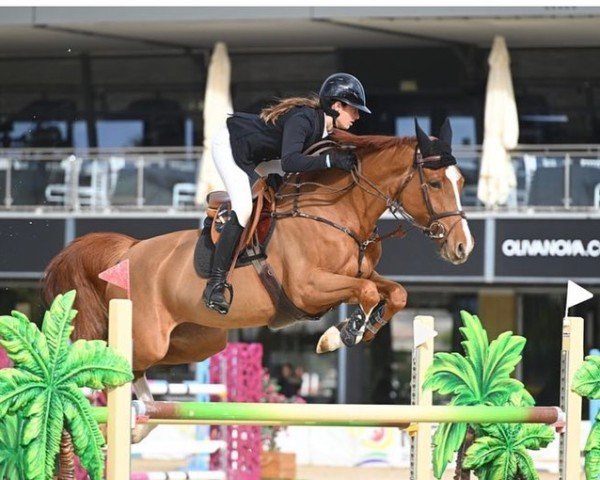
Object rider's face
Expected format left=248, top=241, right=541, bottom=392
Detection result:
left=332, top=101, right=360, bottom=130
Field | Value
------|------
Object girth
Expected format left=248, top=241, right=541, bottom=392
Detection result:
left=247, top=243, right=329, bottom=329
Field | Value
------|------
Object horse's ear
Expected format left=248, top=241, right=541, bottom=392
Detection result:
left=439, top=118, right=453, bottom=145
left=414, top=118, right=431, bottom=150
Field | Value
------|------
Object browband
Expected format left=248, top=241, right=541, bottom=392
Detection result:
left=415, top=151, right=457, bottom=170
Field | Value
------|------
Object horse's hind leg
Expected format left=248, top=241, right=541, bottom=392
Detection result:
left=160, top=324, right=228, bottom=366
left=128, top=326, right=227, bottom=443
left=131, top=374, right=157, bottom=443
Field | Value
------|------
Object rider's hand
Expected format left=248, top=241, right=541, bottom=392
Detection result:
left=328, top=150, right=357, bottom=171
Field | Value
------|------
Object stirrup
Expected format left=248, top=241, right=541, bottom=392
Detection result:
left=203, top=281, right=234, bottom=314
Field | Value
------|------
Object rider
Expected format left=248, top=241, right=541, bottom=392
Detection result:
left=202, top=72, right=371, bottom=315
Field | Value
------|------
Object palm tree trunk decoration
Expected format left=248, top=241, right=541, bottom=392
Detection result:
left=57, top=429, right=76, bottom=480
left=453, top=426, right=474, bottom=480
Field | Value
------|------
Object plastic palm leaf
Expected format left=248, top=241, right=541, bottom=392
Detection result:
left=0, top=413, right=26, bottom=480
left=572, top=354, right=600, bottom=480
left=482, top=331, right=527, bottom=401
left=462, top=433, right=509, bottom=478
left=424, top=311, right=525, bottom=406
left=572, top=354, right=600, bottom=400
left=463, top=422, right=554, bottom=480
left=422, top=351, right=480, bottom=398
left=431, top=419, right=468, bottom=478
left=583, top=411, right=600, bottom=480
left=0, top=290, right=133, bottom=480
left=457, top=311, right=489, bottom=374
left=506, top=389, right=536, bottom=408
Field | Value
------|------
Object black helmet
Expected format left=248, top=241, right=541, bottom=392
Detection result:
left=319, top=73, right=371, bottom=117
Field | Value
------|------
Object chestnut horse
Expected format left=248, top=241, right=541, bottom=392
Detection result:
left=43, top=120, right=473, bottom=438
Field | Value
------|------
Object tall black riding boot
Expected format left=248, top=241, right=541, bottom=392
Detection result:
left=202, top=211, right=245, bottom=315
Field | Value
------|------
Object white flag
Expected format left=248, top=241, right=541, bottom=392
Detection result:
left=565, top=280, right=593, bottom=317
left=414, top=320, right=438, bottom=348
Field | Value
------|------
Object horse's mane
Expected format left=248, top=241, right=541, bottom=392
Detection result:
left=330, top=129, right=416, bottom=154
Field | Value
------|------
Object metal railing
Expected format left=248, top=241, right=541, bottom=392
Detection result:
left=453, top=144, right=600, bottom=211
left=0, top=144, right=599, bottom=212
left=0, top=147, right=201, bottom=211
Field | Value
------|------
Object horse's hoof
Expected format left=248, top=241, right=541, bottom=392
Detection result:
left=316, top=326, right=343, bottom=353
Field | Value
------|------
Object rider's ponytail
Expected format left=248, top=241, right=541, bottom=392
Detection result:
left=260, top=95, right=320, bottom=124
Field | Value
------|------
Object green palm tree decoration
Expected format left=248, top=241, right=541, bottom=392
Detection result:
left=462, top=422, right=555, bottom=480
left=0, top=290, right=133, bottom=480
left=571, top=354, right=600, bottom=480
left=423, top=311, right=534, bottom=479
left=0, top=412, right=26, bottom=480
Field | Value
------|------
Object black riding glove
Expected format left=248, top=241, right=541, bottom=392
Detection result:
left=328, top=150, right=357, bottom=171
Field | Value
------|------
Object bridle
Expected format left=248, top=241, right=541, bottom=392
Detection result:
left=271, top=140, right=467, bottom=276
left=387, top=147, right=467, bottom=240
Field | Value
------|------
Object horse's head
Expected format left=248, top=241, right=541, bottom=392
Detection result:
left=328, top=124, right=473, bottom=265
left=394, top=119, right=474, bottom=265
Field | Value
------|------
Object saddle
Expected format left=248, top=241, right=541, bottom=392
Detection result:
left=205, top=176, right=277, bottom=248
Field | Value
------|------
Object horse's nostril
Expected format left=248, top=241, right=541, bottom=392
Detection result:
left=456, top=243, right=465, bottom=258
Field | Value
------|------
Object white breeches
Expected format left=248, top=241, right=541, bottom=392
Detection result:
left=212, top=127, right=253, bottom=227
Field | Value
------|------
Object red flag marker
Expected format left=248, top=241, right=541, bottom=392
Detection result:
left=99, top=259, right=130, bottom=299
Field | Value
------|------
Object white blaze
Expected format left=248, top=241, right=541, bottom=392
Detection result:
left=445, top=166, right=473, bottom=255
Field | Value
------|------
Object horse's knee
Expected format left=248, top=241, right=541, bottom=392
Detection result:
left=387, top=285, right=408, bottom=312
left=360, top=281, right=381, bottom=309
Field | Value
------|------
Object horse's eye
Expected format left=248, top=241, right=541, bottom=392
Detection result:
left=429, top=181, right=442, bottom=189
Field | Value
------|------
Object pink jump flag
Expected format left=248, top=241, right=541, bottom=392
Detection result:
left=98, top=259, right=130, bottom=299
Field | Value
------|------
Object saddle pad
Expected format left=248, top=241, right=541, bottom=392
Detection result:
left=194, top=220, right=266, bottom=278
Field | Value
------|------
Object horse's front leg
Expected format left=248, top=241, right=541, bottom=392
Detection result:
left=327, top=272, right=407, bottom=350
left=302, top=271, right=382, bottom=353
left=337, top=300, right=385, bottom=348
left=360, top=271, right=407, bottom=344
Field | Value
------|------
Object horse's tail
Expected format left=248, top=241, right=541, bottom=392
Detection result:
left=43, top=232, right=138, bottom=341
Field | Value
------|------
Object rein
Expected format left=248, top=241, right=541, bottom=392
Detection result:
left=270, top=140, right=466, bottom=276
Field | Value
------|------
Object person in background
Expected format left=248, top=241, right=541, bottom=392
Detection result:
left=289, top=365, right=304, bottom=397
left=277, top=362, right=297, bottom=398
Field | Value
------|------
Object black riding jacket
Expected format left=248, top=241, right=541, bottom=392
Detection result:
left=226, top=106, right=328, bottom=176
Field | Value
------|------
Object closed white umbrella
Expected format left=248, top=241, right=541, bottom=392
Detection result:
left=477, top=35, right=519, bottom=208
left=195, top=42, right=233, bottom=206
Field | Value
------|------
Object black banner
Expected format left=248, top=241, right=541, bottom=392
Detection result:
left=75, top=218, right=200, bottom=239
left=2, top=216, right=598, bottom=282
left=495, top=219, right=600, bottom=279
left=0, top=219, right=65, bottom=273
